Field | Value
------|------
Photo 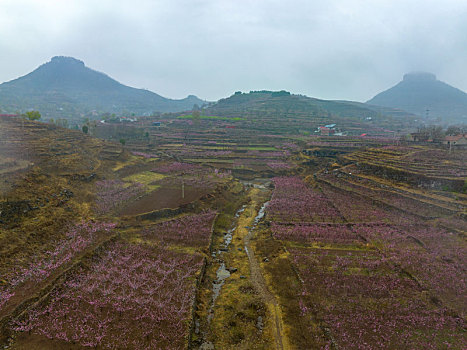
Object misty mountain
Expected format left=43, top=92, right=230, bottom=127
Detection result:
left=367, top=72, right=467, bottom=123
left=0, top=56, right=205, bottom=119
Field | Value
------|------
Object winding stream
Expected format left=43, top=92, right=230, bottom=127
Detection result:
left=244, top=200, right=269, bottom=260
left=199, top=205, right=246, bottom=350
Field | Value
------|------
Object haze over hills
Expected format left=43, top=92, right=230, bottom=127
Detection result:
left=1, top=57, right=460, bottom=129
left=0, top=56, right=206, bottom=119
left=367, top=72, right=467, bottom=123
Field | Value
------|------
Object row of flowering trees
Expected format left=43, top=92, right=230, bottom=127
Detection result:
left=268, top=177, right=342, bottom=222
left=272, top=223, right=358, bottom=245
left=267, top=161, right=291, bottom=170
left=143, top=211, right=216, bottom=247
left=320, top=173, right=454, bottom=218
left=1, top=221, right=115, bottom=312
left=154, top=162, right=201, bottom=174
left=353, top=223, right=467, bottom=315
left=319, top=182, right=405, bottom=223
left=12, top=242, right=202, bottom=349
left=267, top=176, right=466, bottom=349
left=131, top=151, right=158, bottom=159
left=320, top=181, right=466, bottom=311
left=151, top=162, right=231, bottom=193
left=9, top=205, right=217, bottom=348
left=293, top=247, right=465, bottom=349
left=95, top=179, right=145, bottom=215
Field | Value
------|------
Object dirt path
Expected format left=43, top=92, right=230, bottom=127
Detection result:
left=241, top=189, right=290, bottom=350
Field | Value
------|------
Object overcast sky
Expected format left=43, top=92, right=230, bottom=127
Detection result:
left=0, top=0, right=466, bottom=102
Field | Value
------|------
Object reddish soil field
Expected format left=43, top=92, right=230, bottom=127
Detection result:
left=119, top=185, right=208, bottom=216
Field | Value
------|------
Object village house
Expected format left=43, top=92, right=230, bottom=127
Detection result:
left=318, top=126, right=332, bottom=136
left=317, top=124, right=338, bottom=136
left=443, top=134, right=467, bottom=148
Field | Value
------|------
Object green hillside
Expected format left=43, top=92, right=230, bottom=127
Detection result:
left=203, top=90, right=418, bottom=135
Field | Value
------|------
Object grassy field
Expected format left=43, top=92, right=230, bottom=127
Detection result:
left=123, top=171, right=165, bottom=191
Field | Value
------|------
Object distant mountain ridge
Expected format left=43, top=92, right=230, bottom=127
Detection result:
left=0, top=56, right=205, bottom=119
left=367, top=72, right=467, bottom=123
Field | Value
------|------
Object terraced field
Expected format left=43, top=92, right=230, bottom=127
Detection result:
left=344, top=146, right=466, bottom=191
left=1, top=115, right=465, bottom=349
left=256, top=176, right=466, bottom=349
